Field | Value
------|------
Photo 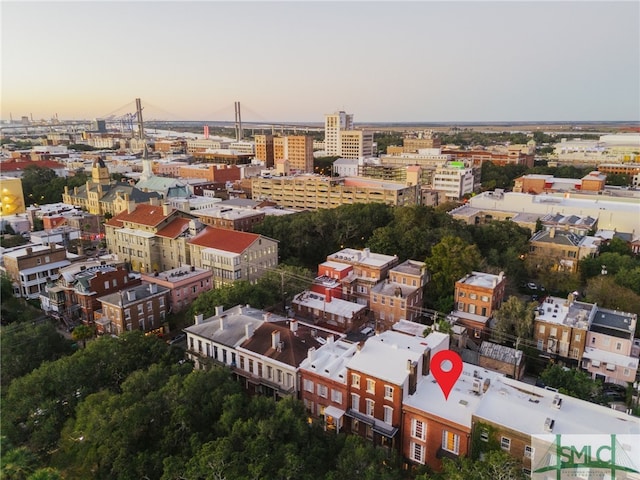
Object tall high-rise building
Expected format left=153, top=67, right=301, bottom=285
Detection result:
left=324, top=111, right=354, bottom=156
left=340, top=130, right=374, bottom=159
left=255, top=134, right=275, bottom=168
left=273, top=136, right=314, bottom=173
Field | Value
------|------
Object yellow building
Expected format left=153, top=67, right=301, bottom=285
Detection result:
left=251, top=175, right=419, bottom=210
left=62, top=158, right=160, bottom=216
left=0, top=176, right=26, bottom=216
left=273, top=136, right=314, bottom=173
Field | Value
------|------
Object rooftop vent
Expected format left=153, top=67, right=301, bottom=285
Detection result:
left=544, top=417, right=555, bottom=432
left=552, top=394, right=562, bottom=409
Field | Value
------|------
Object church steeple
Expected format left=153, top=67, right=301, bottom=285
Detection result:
left=91, top=156, right=110, bottom=185
left=140, top=143, right=154, bottom=182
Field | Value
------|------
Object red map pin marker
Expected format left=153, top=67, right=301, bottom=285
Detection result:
left=431, top=349, right=463, bottom=400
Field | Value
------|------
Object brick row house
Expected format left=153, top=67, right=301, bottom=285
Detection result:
left=94, top=282, right=170, bottom=336
left=2, top=244, right=70, bottom=299
left=534, top=295, right=638, bottom=384
left=40, top=259, right=140, bottom=326
left=141, top=265, right=213, bottom=314
left=180, top=304, right=640, bottom=474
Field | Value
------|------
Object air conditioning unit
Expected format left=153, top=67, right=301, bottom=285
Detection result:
left=472, top=378, right=482, bottom=394
left=552, top=394, right=562, bottom=409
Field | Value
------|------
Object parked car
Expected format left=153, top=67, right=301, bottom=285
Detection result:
left=526, top=282, right=538, bottom=291
left=167, top=333, right=186, bottom=345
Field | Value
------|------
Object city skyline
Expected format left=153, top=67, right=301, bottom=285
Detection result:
left=2, top=1, right=639, bottom=123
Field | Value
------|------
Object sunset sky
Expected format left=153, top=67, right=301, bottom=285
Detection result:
left=2, top=1, right=639, bottom=123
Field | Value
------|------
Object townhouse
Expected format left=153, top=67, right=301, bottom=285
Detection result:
left=450, top=271, right=506, bottom=341
left=369, top=260, right=429, bottom=331
left=141, top=265, right=213, bottom=313
left=94, top=282, right=170, bottom=336
left=2, top=244, right=70, bottom=299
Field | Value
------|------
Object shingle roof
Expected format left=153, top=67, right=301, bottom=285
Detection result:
left=188, top=226, right=260, bottom=253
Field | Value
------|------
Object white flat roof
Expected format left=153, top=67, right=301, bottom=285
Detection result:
left=293, top=291, right=366, bottom=318
left=583, top=347, right=639, bottom=369
left=347, top=330, right=440, bottom=385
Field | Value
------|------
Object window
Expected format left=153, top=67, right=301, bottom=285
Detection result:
left=384, top=385, right=394, bottom=400
left=317, top=384, right=328, bottom=398
left=365, top=399, right=375, bottom=417
left=159, top=297, right=164, bottom=307
left=331, top=389, right=342, bottom=403
left=575, top=333, right=581, bottom=341
left=501, top=436, right=511, bottom=451
left=366, top=379, right=375, bottom=394
left=104, top=281, right=109, bottom=289
left=550, top=327, right=557, bottom=337
left=351, top=394, right=360, bottom=412
left=616, top=342, right=622, bottom=351
left=442, top=431, right=459, bottom=454
left=524, top=445, right=534, bottom=459
left=411, top=419, right=426, bottom=441
left=480, top=429, right=489, bottom=442
left=303, top=379, right=313, bottom=392
left=539, top=325, right=545, bottom=334
left=410, top=442, right=425, bottom=464
left=351, top=374, right=360, bottom=388
left=383, top=406, right=393, bottom=424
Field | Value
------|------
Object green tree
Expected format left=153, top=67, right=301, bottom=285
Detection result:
left=71, top=324, right=95, bottom=349
left=539, top=364, right=600, bottom=400
left=492, top=296, right=535, bottom=344
left=1, top=321, right=74, bottom=387
left=424, top=236, right=482, bottom=311
left=583, top=276, right=640, bottom=330
left=441, top=450, right=526, bottom=480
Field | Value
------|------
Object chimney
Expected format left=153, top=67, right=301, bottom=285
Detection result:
left=422, top=349, right=431, bottom=376
left=290, top=319, right=298, bottom=333
left=195, top=313, right=203, bottom=325
left=549, top=227, right=555, bottom=239
left=26, top=247, right=33, bottom=255
left=127, top=201, right=136, bottom=214
left=271, top=330, right=281, bottom=350
left=324, top=292, right=331, bottom=303
left=363, top=248, right=370, bottom=257
left=215, top=305, right=224, bottom=316
left=245, top=323, right=254, bottom=339
left=149, top=283, right=157, bottom=294
left=307, top=347, right=316, bottom=361
left=408, top=360, right=417, bottom=395
left=126, top=290, right=136, bottom=301
left=219, top=317, right=225, bottom=330
left=162, top=203, right=171, bottom=216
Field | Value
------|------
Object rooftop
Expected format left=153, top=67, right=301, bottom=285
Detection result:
left=292, top=291, right=367, bottom=319
left=457, top=271, right=505, bottom=289
left=327, top=248, right=398, bottom=269
left=188, top=226, right=265, bottom=254
left=184, top=304, right=267, bottom=348
left=299, top=338, right=359, bottom=384
left=535, top=296, right=595, bottom=329
left=346, top=330, right=448, bottom=386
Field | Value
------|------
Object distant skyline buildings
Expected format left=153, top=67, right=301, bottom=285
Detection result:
left=2, top=1, right=639, bottom=123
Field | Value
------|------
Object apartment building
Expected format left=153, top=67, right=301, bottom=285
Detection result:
left=178, top=164, right=242, bottom=183
left=141, top=265, right=213, bottom=313
left=187, top=226, right=278, bottom=287
left=534, top=295, right=594, bottom=365
left=251, top=175, right=420, bottom=210
left=451, top=271, right=507, bottom=341
left=370, top=260, right=428, bottom=331
left=326, top=248, right=399, bottom=307
left=339, top=130, right=374, bottom=159
left=291, top=289, right=368, bottom=333
left=432, top=162, right=475, bottom=201
left=528, top=228, right=599, bottom=273
left=324, top=111, right=354, bottom=156
left=185, top=138, right=230, bottom=154
left=104, top=202, right=197, bottom=273
left=273, top=136, right=314, bottom=173
left=582, top=308, right=638, bottom=385
left=2, top=244, right=70, bottom=299
left=94, top=282, right=170, bottom=336
left=255, top=134, right=275, bottom=167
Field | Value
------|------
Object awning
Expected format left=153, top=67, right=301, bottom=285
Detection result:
left=372, top=420, right=398, bottom=438
left=324, top=405, right=345, bottom=420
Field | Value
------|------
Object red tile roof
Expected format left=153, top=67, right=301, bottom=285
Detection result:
left=106, top=204, right=171, bottom=228
left=0, top=160, right=66, bottom=171
left=188, top=226, right=259, bottom=253
left=156, top=218, right=190, bottom=239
